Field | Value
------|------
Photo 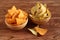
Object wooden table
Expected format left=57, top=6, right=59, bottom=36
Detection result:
left=0, top=0, right=60, bottom=40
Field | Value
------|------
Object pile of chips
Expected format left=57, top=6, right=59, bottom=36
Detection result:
left=5, top=6, right=28, bottom=25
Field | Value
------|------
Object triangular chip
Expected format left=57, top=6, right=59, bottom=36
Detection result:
left=8, top=6, right=17, bottom=16
left=16, top=18, right=26, bottom=25
left=34, top=26, right=48, bottom=35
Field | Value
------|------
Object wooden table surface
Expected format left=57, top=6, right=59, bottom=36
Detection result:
left=0, top=0, right=60, bottom=40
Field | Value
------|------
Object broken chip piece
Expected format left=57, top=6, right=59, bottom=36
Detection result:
left=34, top=25, right=48, bottom=35
left=28, top=28, right=37, bottom=36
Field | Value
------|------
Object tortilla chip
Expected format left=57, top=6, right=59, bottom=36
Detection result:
left=16, top=18, right=26, bottom=25
left=34, top=26, right=48, bottom=35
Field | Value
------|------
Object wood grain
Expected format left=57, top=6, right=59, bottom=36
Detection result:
left=0, top=0, right=60, bottom=40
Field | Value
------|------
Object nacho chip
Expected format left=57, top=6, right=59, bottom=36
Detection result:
left=34, top=26, right=48, bottom=35
left=18, top=9, right=25, bottom=19
left=8, top=6, right=17, bottom=16
left=16, top=18, right=26, bottom=25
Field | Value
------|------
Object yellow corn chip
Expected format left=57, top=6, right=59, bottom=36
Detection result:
left=8, top=6, right=17, bottom=16
left=16, top=18, right=25, bottom=25
left=18, top=10, right=25, bottom=19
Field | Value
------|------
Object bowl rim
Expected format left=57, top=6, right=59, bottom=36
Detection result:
left=5, top=18, right=28, bottom=27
